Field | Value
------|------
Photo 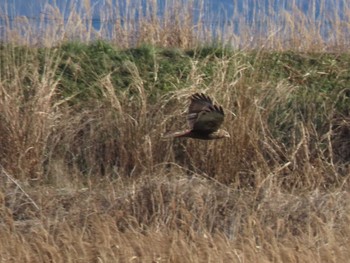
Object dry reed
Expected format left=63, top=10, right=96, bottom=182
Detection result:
left=1, top=0, right=350, bottom=262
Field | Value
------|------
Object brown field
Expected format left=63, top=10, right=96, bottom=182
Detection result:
left=1, top=1, right=350, bottom=262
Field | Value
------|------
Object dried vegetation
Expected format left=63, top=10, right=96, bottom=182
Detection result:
left=1, top=0, right=350, bottom=262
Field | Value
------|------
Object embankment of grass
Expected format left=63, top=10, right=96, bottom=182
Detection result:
left=1, top=41, right=350, bottom=262
left=1, top=42, right=349, bottom=182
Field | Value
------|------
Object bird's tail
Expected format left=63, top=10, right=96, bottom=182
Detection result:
left=162, top=130, right=191, bottom=139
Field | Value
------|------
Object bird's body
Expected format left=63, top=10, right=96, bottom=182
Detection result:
left=164, top=93, right=230, bottom=140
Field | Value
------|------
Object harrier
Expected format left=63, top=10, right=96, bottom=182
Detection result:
left=164, top=93, right=230, bottom=140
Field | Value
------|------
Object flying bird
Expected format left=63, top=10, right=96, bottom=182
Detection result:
left=164, top=93, right=230, bottom=140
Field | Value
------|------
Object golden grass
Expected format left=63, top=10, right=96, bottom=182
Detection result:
left=1, top=0, right=350, bottom=262
left=1, top=47, right=350, bottom=261
left=1, top=170, right=350, bottom=262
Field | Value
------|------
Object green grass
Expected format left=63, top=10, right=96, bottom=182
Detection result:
left=1, top=42, right=350, bottom=179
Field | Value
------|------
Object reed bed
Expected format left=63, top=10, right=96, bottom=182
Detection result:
left=1, top=0, right=350, bottom=262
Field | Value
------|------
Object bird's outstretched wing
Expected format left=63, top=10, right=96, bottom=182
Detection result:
left=187, top=93, right=225, bottom=134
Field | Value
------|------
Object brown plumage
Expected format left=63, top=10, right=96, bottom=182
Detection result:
left=164, top=93, right=230, bottom=140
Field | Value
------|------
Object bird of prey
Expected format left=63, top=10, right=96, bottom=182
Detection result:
left=164, top=93, right=230, bottom=140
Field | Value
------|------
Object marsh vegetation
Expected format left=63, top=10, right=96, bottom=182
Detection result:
left=1, top=1, right=350, bottom=262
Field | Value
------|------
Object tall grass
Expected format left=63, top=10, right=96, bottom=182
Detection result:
left=1, top=0, right=350, bottom=50
left=1, top=0, right=350, bottom=262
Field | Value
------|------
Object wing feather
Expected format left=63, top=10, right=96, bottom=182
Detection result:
left=187, top=93, right=225, bottom=133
